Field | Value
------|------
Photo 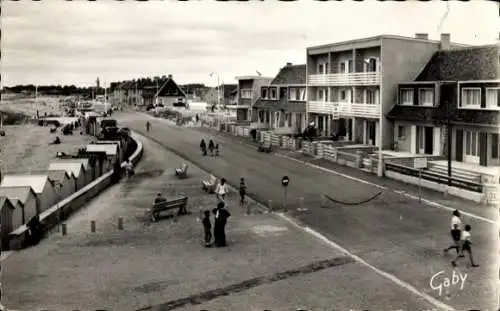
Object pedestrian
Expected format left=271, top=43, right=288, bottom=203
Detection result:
left=200, top=139, right=207, bottom=156
left=146, top=121, right=151, bottom=132
left=202, top=210, right=212, bottom=247
left=239, top=177, right=246, bottom=207
left=208, top=139, right=215, bottom=156
left=215, top=178, right=229, bottom=202
left=451, top=224, right=479, bottom=267
left=215, top=143, right=219, bottom=156
left=196, top=114, right=199, bottom=123
left=444, top=210, right=463, bottom=256
left=212, top=201, right=231, bottom=247
left=154, top=192, right=166, bottom=204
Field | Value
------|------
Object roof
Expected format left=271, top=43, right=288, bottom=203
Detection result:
left=94, top=140, right=121, bottom=148
left=86, top=144, right=118, bottom=156
left=47, top=170, right=73, bottom=183
left=155, top=77, right=187, bottom=98
left=415, top=44, right=500, bottom=81
left=0, top=196, right=15, bottom=212
left=49, top=162, right=84, bottom=178
left=0, top=175, right=51, bottom=193
left=236, top=76, right=274, bottom=81
left=270, top=64, right=306, bottom=85
left=307, top=34, right=471, bottom=51
left=0, top=186, right=36, bottom=204
left=56, top=158, right=91, bottom=171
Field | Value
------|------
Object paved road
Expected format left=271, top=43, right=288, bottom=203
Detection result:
left=117, top=112, right=498, bottom=311
left=4, top=132, right=441, bottom=311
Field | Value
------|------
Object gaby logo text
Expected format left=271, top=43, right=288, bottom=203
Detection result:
left=429, top=270, right=467, bottom=296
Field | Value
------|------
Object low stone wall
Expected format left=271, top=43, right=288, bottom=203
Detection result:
left=8, top=133, right=143, bottom=250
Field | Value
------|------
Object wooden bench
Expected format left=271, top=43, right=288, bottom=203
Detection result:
left=147, top=195, right=188, bottom=222
left=202, top=175, right=217, bottom=193
left=258, top=141, right=272, bottom=153
left=175, top=163, right=188, bottom=178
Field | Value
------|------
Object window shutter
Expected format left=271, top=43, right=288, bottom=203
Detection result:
left=455, top=129, right=463, bottom=162
left=479, top=132, right=488, bottom=166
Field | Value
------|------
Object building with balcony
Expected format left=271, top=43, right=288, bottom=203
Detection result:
left=253, top=63, right=307, bottom=134
left=387, top=44, right=500, bottom=168
left=306, top=33, right=468, bottom=148
left=235, top=75, right=273, bottom=121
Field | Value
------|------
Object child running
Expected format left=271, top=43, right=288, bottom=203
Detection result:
left=451, top=224, right=479, bottom=267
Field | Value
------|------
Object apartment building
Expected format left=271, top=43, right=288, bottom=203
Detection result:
left=306, top=33, right=467, bottom=149
left=235, top=76, right=273, bottom=122
left=388, top=44, right=500, bottom=167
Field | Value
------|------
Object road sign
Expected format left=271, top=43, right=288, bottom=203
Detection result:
left=414, top=157, right=428, bottom=169
left=281, top=176, right=290, bottom=187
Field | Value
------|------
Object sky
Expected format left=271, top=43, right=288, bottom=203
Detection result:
left=2, top=1, right=499, bottom=88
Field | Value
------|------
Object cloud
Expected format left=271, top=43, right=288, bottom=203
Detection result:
left=1, top=1, right=498, bottom=87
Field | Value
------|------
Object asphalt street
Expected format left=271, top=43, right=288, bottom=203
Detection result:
left=117, top=112, right=499, bottom=311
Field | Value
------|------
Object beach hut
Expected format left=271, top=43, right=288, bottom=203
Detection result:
left=0, top=197, right=17, bottom=250
left=0, top=175, right=56, bottom=214
left=47, top=170, right=76, bottom=200
left=48, top=161, right=88, bottom=190
left=0, top=186, right=38, bottom=223
left=86, top=143, right=119, bottom=168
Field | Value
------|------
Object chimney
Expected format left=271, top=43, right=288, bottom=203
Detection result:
left=440, top=33, right=450, bottom=50
left=168, top=74, right=173, bottom=79
left=286, top=62, right=292, bottom=67
left=415, top=33, right=428, bottom=40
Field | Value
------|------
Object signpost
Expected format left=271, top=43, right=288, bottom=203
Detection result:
left=414, top=157, right=428, bottom=203
left=281, top=176, right=290, bottom=208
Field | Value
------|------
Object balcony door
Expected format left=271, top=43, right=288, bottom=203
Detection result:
left=464, top=130, right=479, bottom=164
left=367, top=121, right=376, bottom=146
left=416, top=126, right=434, bottom=155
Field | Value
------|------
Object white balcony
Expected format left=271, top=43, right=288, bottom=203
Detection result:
left=307, top=101, right=339, bottom=117
left=338, top=103, right=380, bottom=118
left=308, top=72, right=381, bottom=86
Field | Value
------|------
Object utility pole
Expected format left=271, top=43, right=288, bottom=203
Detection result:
left=446, top=98, right=452, bottom=186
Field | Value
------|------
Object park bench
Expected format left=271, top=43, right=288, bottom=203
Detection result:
left=146, top=195, right=188, bottom=222
left=202, top=175, right=217, bottom=193
left=258, top=141, right=272, bottom=153
left=175, top=163, right=188, bottom=178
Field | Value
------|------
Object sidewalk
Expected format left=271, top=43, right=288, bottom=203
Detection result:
left=2, top=130, right=440, bottom=311
left=197, top=125, right=498, bottom=221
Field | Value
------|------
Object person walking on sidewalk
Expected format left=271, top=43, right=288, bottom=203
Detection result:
left=451, top=224, right=479, bottom=267
left=239, top=177, right=247, bottom=208
left=146, top=121, right=151, bottom=132
left=202, top=210, right=212, bottom=248
left=444, top=210, right=463, bottom=256
left=208, top=139, right=215, bottom=156
left=215, top=178, right=229, bottom=202
left=200, top=139, right=207, bottom=156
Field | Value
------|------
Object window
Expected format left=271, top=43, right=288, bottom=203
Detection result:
left=340, top=89, right=350, bottom=102
left=289, top=88, right=296, bottom=100
left=397, top=126, right=405, bottom=139
left=365, top=58, right=378, bottom=72
left=298, top=88, right=306, bottom=101
left=270, top=88, right=277, bottom=99
left=241, top=89, right=252, bottom=99
left=485, top=88, right=500, bottom=108
left=339, top=60, right=353, bottom=73
left=461, top=88, right=481, bottom=108
left=418, top=88, right=434, bottom=106
left=318, top=63, right=326, bottom=74
left=492, top=133, right=499, bottom=159
left=287, top=113, right=292, bottom=127
left=464, top=131, right=479, bottom=157
left=400, top=89, right=413, bottom=105
left=261, top=88, right=268, bottom=99
left=318, top=89, right=326, bottom=101
left=365, top=89, right=377, bottom=104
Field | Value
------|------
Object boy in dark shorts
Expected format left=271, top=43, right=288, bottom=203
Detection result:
left=444, top=224, right=463, bottom=256
left=452, top=224, right=479, bottom=267
left=202, top=210, right=212, bottom=247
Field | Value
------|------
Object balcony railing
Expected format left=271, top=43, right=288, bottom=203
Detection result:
left=308, top=72, right=381, bottom=86
left=338, top=103, right=380, bottom=118
left=307, top=101, right=380, bottom=119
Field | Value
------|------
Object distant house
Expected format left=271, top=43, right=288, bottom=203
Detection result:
left=0, top=175, right=56, bottom=214
left=86, top=143, right=119, bottom=167
left=142, top=86, right=157, bottom=108
left=236, top=76, right=274, bottom=121
left=0, top=197, right=17, bottom=250
left=47, top=170, right=76, bottom=200
left=48, top=161, right=87, bottom=191
left=155, top=75, right=187, bottom=107
left=0, top=186, right=38, bottom=224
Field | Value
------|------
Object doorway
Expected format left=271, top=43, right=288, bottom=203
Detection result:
left=367, top=121, right=376, bottom=145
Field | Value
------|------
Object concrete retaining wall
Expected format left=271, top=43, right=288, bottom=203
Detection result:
left=8, top=133, right=143, bottom=250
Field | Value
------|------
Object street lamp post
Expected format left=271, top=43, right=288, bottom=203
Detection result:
left=210, top=72, right=221, bottom=130
left=376, top=62, right=384, bottom=177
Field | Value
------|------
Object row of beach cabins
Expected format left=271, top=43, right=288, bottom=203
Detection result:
left=0, top=115, right=130, bottom=250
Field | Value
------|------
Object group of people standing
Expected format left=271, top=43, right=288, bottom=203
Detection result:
left=443, top=209, right=479, bottom=267
left=200, top=139, right=219, bottom=156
